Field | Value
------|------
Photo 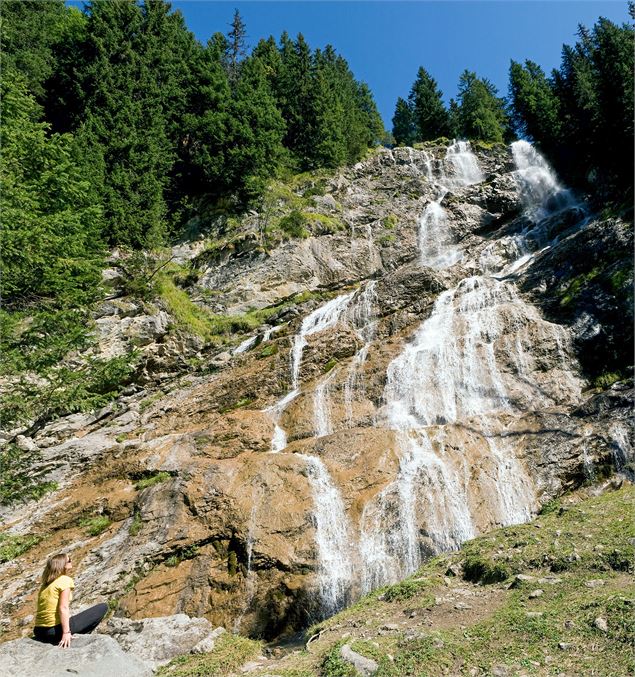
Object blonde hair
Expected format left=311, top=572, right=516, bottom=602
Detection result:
left=41, top=553, right=70, bottom=588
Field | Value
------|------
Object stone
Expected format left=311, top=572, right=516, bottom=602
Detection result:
left=585, top=579, right=606, bottom=588
left=508, top=574, right=534, bottom=588
left=528, top=589, right=544, bottom=599
left=101, top=615, right=225, bottom=668
left=0, top=635, right=152, bottom=677
left=454, top=602, right=472, bottom=610
left=525, top=611, right=543, bottom=618
left=593, top=617, right=608, bottom=633
left=15, top=435, right=38, bottom=453
left=538, top=577, right=563, bottom=585
left=339, top=643, right=379, bottom=676
left=558, top=642, right=573, bottom=650
left=380, top=623, right=399, bottom=631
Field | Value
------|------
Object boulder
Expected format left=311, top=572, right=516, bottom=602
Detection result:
left=101, top=614, right=225, bottom=667
left=0, top=635, right=152, bottom=677
left=340, top=643, right=379, bottom=676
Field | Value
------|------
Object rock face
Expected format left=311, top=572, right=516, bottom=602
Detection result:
left=0, top=635, right=153, bottom=677
left=0, top=141, right=632, bottom=642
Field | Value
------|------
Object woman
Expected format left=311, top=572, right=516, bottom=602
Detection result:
left=33, top=552, right=108, bottom=648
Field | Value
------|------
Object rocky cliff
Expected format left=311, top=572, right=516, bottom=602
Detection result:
left=1, top=141, right=632, bottom=642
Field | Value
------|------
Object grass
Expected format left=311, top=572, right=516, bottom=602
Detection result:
left=287, top=486, right=635, bottom=677
left=0, top=533, right=42, bottom=563
left=134, top=471, right=172, bottom=491
left=157, top=276, right=280, bottom=344
left=80, top=515, right=111, bottom=537
left=129, top=512, right=142, bottom=537
left=157, top=631, right=262, bottom=676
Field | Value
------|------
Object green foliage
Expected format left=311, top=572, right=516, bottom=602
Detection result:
left=157, top=632, right=262, bottom=676
left=593, top=372, right=622, bottom=389
left=277, top=210, right=311, bottom=239
left=80, top=515, right=111, bottom=537
left=509, top=17, right=634, bottom=201
left=321, top=641, right=357, bottom=676
left=0, top=346, right=137, bottom=430
left=455, top=70, right=511, bottom=143
left=323, top=358, right=338, bottom=373
left=0, top=74, right=104, bottom=310
left=0, top=533, right=43, bottom=564
left=129, top=512, right=143, bottom=537
left=134, top=472, right=172, bottom=491
left=462, top=555, right=510, bottom=584
left=408, top=67, right=451, bottom=141
left=258, top=344, right=278, bottom=358
left=0, top=444, right=58, bottom=506
left=227, top=551, right=239, bottom=576
left=391, top=96, right=416, bottom=147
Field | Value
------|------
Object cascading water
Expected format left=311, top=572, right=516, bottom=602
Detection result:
left=266, top=292, right=354, bottom=452
left=304, top=455, right=355, bottom=615
left=360, top=141, right=583, bottom=587
left=418, top=140, right=484, bottom=268
left=260, top=141, right=583, bottom=619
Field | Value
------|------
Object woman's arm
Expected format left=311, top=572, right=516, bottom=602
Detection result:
left=57, top=587, right=72, bottom=648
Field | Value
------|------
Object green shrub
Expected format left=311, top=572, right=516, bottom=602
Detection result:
left=0, top=533, right=42, bottom=563
left=320, top=641, right=357, bottom=676
left=80, top=516, right=111, bottom=537
left=383, top=578, right=429, bottom=602
left=134, top=471, right=172, bottom=491
left=258, top=343, right=278, bottom=358
left=462, top=555, right=510, bottom=584
left=129, top=512, right=142, bottom=537
left=323, top=358, right=338, bottom=373
left=278, top=210, right=310, bottom=239
left=0, top=444, right=58, bottom=506
left=382, top=214, right=398, bottom=229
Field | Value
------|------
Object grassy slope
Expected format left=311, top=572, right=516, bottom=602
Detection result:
left=160, top=483, right=634, bottom=677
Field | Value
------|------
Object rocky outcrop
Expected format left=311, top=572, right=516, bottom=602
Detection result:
left=0, top=635, right=153, bottom=677
left=0, top=142, right=631, bottom=643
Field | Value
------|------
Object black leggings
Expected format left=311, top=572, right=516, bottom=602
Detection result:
left=33, top=602, right=108, bottom=644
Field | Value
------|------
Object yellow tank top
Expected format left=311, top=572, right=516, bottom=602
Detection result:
left=34, top=575, right=74, bottom=627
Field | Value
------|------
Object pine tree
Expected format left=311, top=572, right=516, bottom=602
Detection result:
left=0, top=73, right=104, bottom=309
left=226, top=9, right=248, bottom=87
left=508, top=60, right=561, bottom=156
left=408, top=67, right=450, bottom=141
left=392, top=97, right=416, bottom=146
left=455, top=70, right=510, bottom=142
left=0, top=0, right=69, bottom=100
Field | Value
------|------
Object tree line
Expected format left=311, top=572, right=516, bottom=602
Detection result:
left=1, top=0, right=384, bottom=311
left=392, top=11, right=633, bottom=204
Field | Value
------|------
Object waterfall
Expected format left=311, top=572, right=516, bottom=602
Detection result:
left=266, top=292, right=354, bottom=452
left=234, top=491, right=260, bottom=632
left=313, top=367, right=338, bottom=438
left=446, top=140, right=484, bottom=186
left=511, top=140, right=573, bottom=220
left=304, top=455, right=354, bottom=615
left=419, top=140, right=484, bottom=268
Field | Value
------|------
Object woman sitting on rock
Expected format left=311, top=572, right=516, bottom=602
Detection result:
left=33, top=553, right=108, bottom=648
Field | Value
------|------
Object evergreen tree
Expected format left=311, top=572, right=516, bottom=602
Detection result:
left=226, top=9, right=248, bottom=87
left=392, top=97, right=416, bottom=146
left=455, top=70, right=510, bottom=142
left=408, top=67, right=450, bottom=141
left=0, top=0, right=69, bottom=100
left=0, top=74, right=104, bottom=309
left=508, top=60, right=561, bottom=157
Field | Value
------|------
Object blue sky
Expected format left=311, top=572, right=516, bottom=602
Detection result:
left=71, top=1, right=632, bottom=127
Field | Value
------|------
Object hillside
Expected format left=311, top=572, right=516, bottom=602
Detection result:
left=0, top=141, right=632, bottom=654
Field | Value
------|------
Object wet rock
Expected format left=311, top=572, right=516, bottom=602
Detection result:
left=340, top=643, right=379, bottom=676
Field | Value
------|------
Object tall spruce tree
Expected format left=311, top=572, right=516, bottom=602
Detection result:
left=455, top=70, right=510, bottom=143
left=392, top=97, right=416, bottom=146
left=508, top=60, right=561, bottom=158
left=226, top=9, right=248, bottom=87
left=0, top=73, right=104, bottom=309
left=408, top=67, right=450, bottom=141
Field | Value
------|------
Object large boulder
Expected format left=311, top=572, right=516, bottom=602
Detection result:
left=100, top=614, right=226, bottom=668
left=0, top=635, right=152, bottom=677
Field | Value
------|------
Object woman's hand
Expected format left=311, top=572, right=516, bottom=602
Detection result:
left=58, top=631, right=72, bottom=648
